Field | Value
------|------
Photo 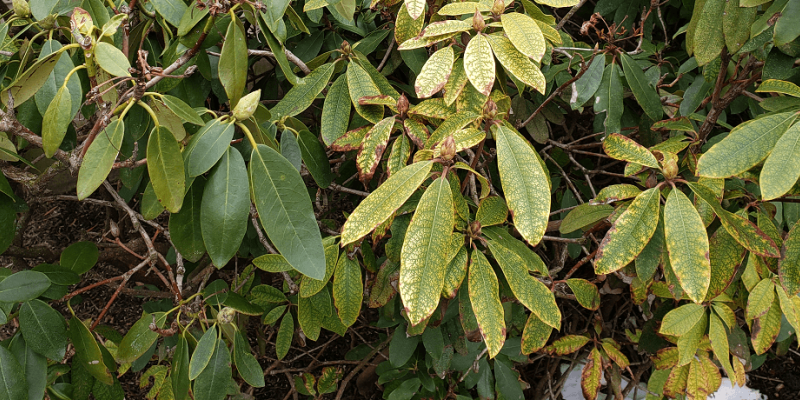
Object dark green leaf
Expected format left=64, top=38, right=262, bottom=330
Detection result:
left=189, top=325, right=218, bottom=380
left=20, top=300, right=67, bottom=360
left=60, top=241, right=99, bottom=275
left=0, top=271, right=51, bottom=303
left=193, top=339, right=231, bottom=400
left=202, top=148, right=249, bottom=268
left=147, top=126, right=185, bottom=213
left=219, top=16, right=247, bottom=107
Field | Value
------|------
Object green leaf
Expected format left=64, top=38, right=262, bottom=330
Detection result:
left=148, top=126, right=186, bottom=213
left=150, top=0, right=187, bottom=26
left=677, top=314, right=706, bottom=366
left=189, top=325, right=217, bottom=380
left=566, top=279, right=600, bottom=310
left=774, top=0, right=800, bottom=46
left=780, top=221, right=800, bottom=296
left=469, top=250, right=505, bottom=358
left=161, top=95, right=204, bottom=126
left=489, top=241, right=561, bottom=329
left=61, top=241, right=99, bottom=274
left=501, top=12, right=546, bottom=62
left=9, top=335, right=46, bottom=400
left=333, top=254, right=362, bottom=328
left=70, top=316, right=113, bottom=385
left=747, top=278, right=775, bottom=320
left=495, top=126, right=550, bottom=247
left=0, top=271, right=51, bottom=303
left=464, top=34, right=494, bottom=96
left=347, top=62, right=383, bottom=123
left=320, top=75, right=351, bottom=146
left=485, top=34, right=546, bottom=93
left=664, top=189, right=711, bottom=303
left=202, top=148, right=249, bottom=268
left=20, top=300, right=67, bottom=360
left=594, top=62, right=623, bottom=134
left=193, top=340, right=231, bottom=400
left=250, top=144, right=326, bottom=280
left=415, top=46, right=455, bottom=98
left=252, top=255, right=293, bottom=273
left=116, top=312, right=167, bottom=364
left=77, top=119, right=124, bottom=200
left=172, top=334, right=190, bottom=400
left=186, top=119, right=235, bottom=177
left=356, top=116, right=395, bottom=182
left=271, top=63, right=334, bottom=119
left=521, top=313, right=552, bottom=355
left=595, top=188, right=661, bottom=274
left=1, top=50, right=62, bottom=107
left=387, top=134, right=411, bottom=176
left=619, top=53, right=663, bottom=120
left=94, top=42, right=131, bottom=77
left=404, top=0, right=425, bottom=19
left=570, top=56, right=605, bottom=109
left=760, top=122, right=800, bottom=200
left=757, top=79, right=800, bottom=98
left=660, top=303, right=705, bottom=336
left=696, top=111, right=797, bottom=178
left=177, top=3, right=208, bottom=36
left=276, top=313, right=294, bottom=360
left=298, top=130, right=333, bottom=188
left=603, top=133, right=660, bottom=169
left=250, top=284, right=288, bottom=304
left=476, top=196, right=509, bottom=227
left=298, top=288, right=330, bottom=340
left=399, top=176, right=454, bottom=325
left=219, top=16, right=247, bottom=107
left=341, top=161, right=433, bottom=245
left=233, top=331, right=264, bottom=388
left=560, top=204, right=613, bottom=234
left=494, top=359, right=524, bottom=400
left=299, top=244, right=339, bottom=298
left=0, top=344, right=27, bottom=400
left=723, top=0, right=756, bottom=53
left=709, top=312, right=735, bottom=382
left=41, top=85, right=72, bottom=158
left=693, top=0, right=725, bottom=66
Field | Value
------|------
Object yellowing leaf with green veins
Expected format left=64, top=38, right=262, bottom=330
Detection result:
left=321, top=75, right=351, bottom=146
left=468, top=249, right=505, bottom=358
left=501, top=13, right=546, bottom=62
left=677, top=314, right=706, bottom=365
left=760, top=123, right=800, bottom=200
left=426, top=111, right=478, bottom=148
left=485, top=34, right=546, bottom=93
left=489, top=241, right=561, bottom=329
left=300, top=244, right=339, bottom=298
left=331, top=126, right=368, bottom=152
left=601, top=339, right=629, bottom=369
left=594, top=188, right=661, bottom=275
left=395, top=3, right=424, bottom=44
left=464, top=34, right=495, bottom=96
left=444, top=58, right=468, bottom=106
left=437, top=2, right=489, bottom=15
left=409, top=98, right=455, bottom=120
left=404, top=0, right=425, bottom=19
left=442, top=243, right=467, bottom=298
left=663, top=364, right=690, bottom=398
left=709, top=312, right=735, bottom=381
left=581, top=347, right=603, bottom=400
left=696, top=111, right=797, bottom=178
left=387, top=135, right=411, bottom=176
left=347, top=62, right=383, bottom=123
left=399, top=177, right=454, bottom=325
left=42, top=85, right=72, bottom=158
left=602, top=133, right=660, bottom=169
left=356, top=116, right=395, bottom=182
left=706, top=227, right=746, bottom=301
left=415, top=47, right=455, bottom=98
left=476, top=196, right=508, bottom=227
left=398, top=33, right=457, bottom=50
left=535, top=0, right=580, bottom=6
left=692, top=0, right=725, bottom=66
left=333, top=254, right=361, bottom=327
left=77, top=119, right=125, bottom=200
left=451, top=127, right=485, bottom=152
left=521, top=313, right=552, bottom=354
left=747, top=278, right=774, bottom=320
left=660, top=303, right=705, bottom=336
left=560, top=204, right=613, bottom=234
left=566, top=279, right=600, bottom=310
left=664, top=189, right=710, bottom=303
left=271, top=63, right=334, bottom=119
left=777, top=284, right=800, bottom=336
left=752, top=297, right=781, bottom=354
left=686, top=355, right=721, bottom=398
left=341, top=161, right=433, bottom=245
left=757, top=79, right=800, bottom=98
left=545, top=335, right=590, bottom=355
left=591, top=184, right=641, bottom=204
left=422, top=20, right=472, bottom=38
left=495, top=126, right=550, bottom=247
left=780, top=222, right=800, bottom=296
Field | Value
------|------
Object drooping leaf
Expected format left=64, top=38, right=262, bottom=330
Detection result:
left=193, top=339, right=231, bottom=400
left=70, top=316, right=113, bottom=385
left=202, top=148, right=250, bottom=268
left=399, top=177, right=454, bottom=325
left=41, top=85, right=72, bottom=158
left=170, top=178, right=206, bottom=262
left=0, top=271, right=51, bottom=303
left=333, top=254, right=362, bottom=328
left=692, top=0, right=725, bottom=65
left=147, top=126, right=185, bottom=213
left=1, top=50, right=62, bottom=107
left=664, top=189, right=711, bottom=303
left=747, top=278, right=775, bottom=320
left=219, top=15, right=247, bottom=107
left=603, top=133, right=660, bottom=169
left=415, top=46, right=455, bottom=98
left=172, top=334, right=190, bottom=400
left=298, top=130, right=333, bottom=188
left=320, top=75, right=351, bottom=146
left=189, top=325, right=217, bottom=380
left=595, top=188, right=661, bottom=274
left=521, top=313, right=552, bottom=355
left=356, top=116, right=395, bottom=182
left=559, top=204, right=613, bottom=234
left=581, top=347, right=603, bottom=400
left=469, top=250, right=505, bottom=358
left=594, top=62, right=623, bottom=134
left=752, top=297, right=781, bottom=355
left=464, top=34, right=495, bottom=96
left=495, top=126, right=550, bottom=247
left=77, top=119, right=124, bottom=200
left=116, top=312, right=167, bottom=364
left=566, top=279, right=600, bottom=310
left=760, top=122, right=800, bottom=200
left=250, top=144, right=326, bottom=280
left=780, top=221, right=800, bottom=296
left=346, top=62, right=383, bottom=123
left=0, top=344, right=27, bottom=400
left=233, top=331, right=265, bottom=388
left=706, top=227, right=746, bottom=300
left=341, top=161, right=433, bottom=245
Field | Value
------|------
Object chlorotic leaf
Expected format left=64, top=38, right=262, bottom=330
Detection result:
left=693, top=0, right=725, bottom=66
left=780, top=221, right=800, bottom=296
left=464, top=34, right=494, bottom=96
left=603, top=133, right=660, bottom=169
left=404, top=0, right=425, bottom=19
left=356, top=116, right=395, bottom=183
left=521, top=313, right=552, bottom=355
left=320, top=75, right=351, bottom=146
left=566, top=279, right=600, bottom=311
left=581, top=347, right=603, bottom=400
left=469, top=250, right=505, bottom=358
left=664, top=189, right=711, bottom=304
left=746, top=278, right=775, bottom=320
left=415, top=46, right=455, bottom=99
left=660, top=303, right=705, bottom=336
left=485, top=34, right=546, bottom=93
left=333, top=254, right=362, bottom=327
left=757, top=79, right=800, bottom=98
left=271, top=63, right=335, bottom=119
left=501, top=13, right=546, bottom=62
left=595, top=188, right=661, bottom=275
left=94, top=42, right=131, bottom=77
left=760, top=122, right=800, bottom=200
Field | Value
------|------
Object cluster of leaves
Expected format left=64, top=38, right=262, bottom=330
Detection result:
left=2, top=0, right=800, bottom=399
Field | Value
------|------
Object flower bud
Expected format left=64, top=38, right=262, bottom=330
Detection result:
left=397, top=94, right=409, bottom=116
left=472, top=9, right=485, bottom=32
left=38, top=14, right=57, bottom=30
left=491, top=0, right=504, bottom=16
left=439, top=135, right=456, bottom=161
left=217, top=307, right=236, bottom=325
left=13, top=0, right=30, bottom=18
left=232, top=89, right=261, bottom=121
left=662, top=158, right=679, bottom=180
left=341, top=40, right=351, bottom=55
left=483, top=99, right=498, bottom=121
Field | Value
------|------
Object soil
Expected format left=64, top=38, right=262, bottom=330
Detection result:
left=748, top=349, right=800, bottom=400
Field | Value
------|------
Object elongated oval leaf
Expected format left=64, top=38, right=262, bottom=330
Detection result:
left=595, top=188, right=661, bottom=274
left=94, top=42, right=131, bottom=77
left=760, top=122, right=800, bottom=200
left=233, top=331, right=264, bottom=387
left=0, top=345, right=27, bottom=400
left=1, top=50, right=62, bottom=107
left=333, top=254, right=362, bottom=328
left=42, top=86, right=72, bottom=158
left=415, top=46, right=454, bottom=99
left=189, top=325, right=217, bottom=380
left=781, top=221, right=800, bottom=296
left=660, top=303, right=705, bottom=336
left=757, top=79, right=800, bottom=98
left=594, top=62, right=623, bottom=134
left=485, top=34, right=546, bottom=93
left=170, top=177, right=206, bottom=262
left=619, top=53, right=663, bottom=120
left=20, top=300, right=67, bottom=360
left=501, top=13, right=546, bottom=62
left=194, top=339, right=231, bottom=400
left=116, top=312, right=166, bottom=363
left=495, top=126, right=551, bottom=247
left=172, top=334, right=190, bottom=400
left=696, top=111, right=797, bottom=178
left=186, top=119, right=235, bottom=177
left=464, top=34, right=494, bottom=96
left=161, top=94, right=204, bottom=126
left=219, top=16, right=247, bottom=107
left=320, top=75, right=351, bottom=146
left=148, top=126, right=185, bottom=213
left=664, top=189, right=710, bottom=303
left=603, top=133, right=660, bottom=169
left=0, top=271, right=51, bottom=303
left=399, top=177, right=454, bottom=326
left=271, top=63, right=335, bottom=119
left=341, top=161, right=433, bottom=245
left=250, top=144, right=326, bottom=280
left=356, top=116, right=394, bottom=182
left=77, top=119, right=124, bottom=200
left=570, top=56, right=605, bottom=109
left=298, top=130, right=333, bottom=188
left=469, top=250, right=505, bottom=358
left=347, top=62, right=383, bottom=123
left=404, top=0, right=425, bottom=19
left=69, top=316, right=113, bottom=385
left=202, top=148, right=250, bottom=268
